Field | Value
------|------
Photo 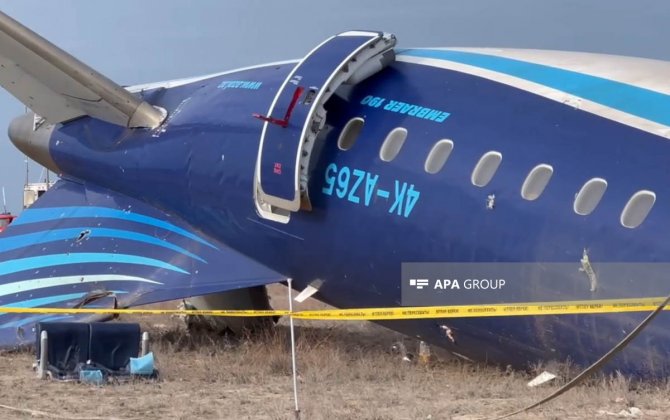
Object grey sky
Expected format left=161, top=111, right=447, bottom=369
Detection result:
left=0, top=1, right=668, bottom=213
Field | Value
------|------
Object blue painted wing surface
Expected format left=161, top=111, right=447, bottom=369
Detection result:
left=0, top=180, right=285, bottom=346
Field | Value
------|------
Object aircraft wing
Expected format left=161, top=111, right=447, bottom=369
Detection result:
left=0, top=179, right=285, bottom=347
left=0, top=11, right=164, bottom=128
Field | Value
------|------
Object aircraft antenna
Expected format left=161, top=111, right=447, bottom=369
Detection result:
left=1, top=187, right=6, bottom=213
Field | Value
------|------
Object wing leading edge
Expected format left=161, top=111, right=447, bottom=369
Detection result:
left=0, top=11, right=165, bottom=128
left=0, top=179, right=285, bottom=347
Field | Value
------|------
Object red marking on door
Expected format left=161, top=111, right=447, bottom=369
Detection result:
left=253, top=86, right=305, bottom=128
left=274, top=163, right=282, bottom=174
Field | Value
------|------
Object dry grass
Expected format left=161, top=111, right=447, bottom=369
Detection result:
left=0, top=285, right=668, bottom=419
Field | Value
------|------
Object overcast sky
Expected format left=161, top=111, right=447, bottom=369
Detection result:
left=0, top=0, right=668, bottom=213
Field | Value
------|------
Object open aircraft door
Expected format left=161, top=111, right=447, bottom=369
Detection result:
left=254, top=31, right=396, bottom=223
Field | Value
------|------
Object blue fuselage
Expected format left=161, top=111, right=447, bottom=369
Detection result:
left=46, top=53, right=670, bottom=374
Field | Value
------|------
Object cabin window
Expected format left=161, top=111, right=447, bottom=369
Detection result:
left=620, top=190, right=655, bottom=228
left=337, top=117, right=364, bottom=151
left=424, top=139, right=454, bottom=174
left=379, top=127, right=408, bottom=162
left=471, top=151, right=502, bottom=187
left=574, top=178, right=607, bottom=215
left=521, top=164, right=553, bottom=200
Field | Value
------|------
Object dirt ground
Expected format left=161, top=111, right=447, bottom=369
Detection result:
left=0, top=285, right=669, bottom=420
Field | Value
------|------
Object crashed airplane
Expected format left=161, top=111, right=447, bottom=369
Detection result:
left=0, top=11, right=669, bottom=376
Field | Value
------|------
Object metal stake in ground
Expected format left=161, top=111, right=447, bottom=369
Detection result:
left=37, top=330, right=47, bottom=379
left=287, top=278, right=300, bottom=419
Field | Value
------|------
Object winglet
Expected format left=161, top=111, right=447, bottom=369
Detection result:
left=0, top=11, right=166, bottom=128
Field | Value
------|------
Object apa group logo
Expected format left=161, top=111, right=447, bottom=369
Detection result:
left=408, top=278, right=430, bottom=289
left=408, top=278, right=506, bottom=290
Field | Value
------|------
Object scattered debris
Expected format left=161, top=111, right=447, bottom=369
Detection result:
left=440, top=325, right=456, bottom=344
left=294, top=279, right=323, bottom=303
left=35, top=322, right=156, bottom=383
left=620, top=407, right=643, bottom=418
left=527, top=371, right=557, bottom=387
left=390, top=341, right=413, bottom=362
left=597, top=407, right=643, bottom=418
left=418, top=341, right=431, bottom=365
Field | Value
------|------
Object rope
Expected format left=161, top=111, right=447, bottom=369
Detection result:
left=0, top=403, right=127, bottom=419
left=494, top=293, right=670, bottom=419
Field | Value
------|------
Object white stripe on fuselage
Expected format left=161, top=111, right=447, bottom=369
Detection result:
left=443, top=48, right=670, bottom=96
left=127, top=49, right=670, bottom=139
left=397, top=52, right=670, bottom=139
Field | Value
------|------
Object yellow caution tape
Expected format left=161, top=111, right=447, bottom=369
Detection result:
left=292, top=297, right=668, bottom=320
left=0, top=296, right=667, bottom=320
left=0, top=307, right=290, bottom=317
